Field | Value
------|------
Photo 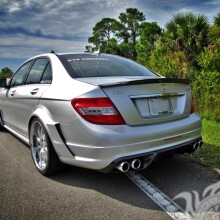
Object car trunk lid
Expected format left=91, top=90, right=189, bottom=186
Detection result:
left=77, top=77, right=192, bottom=126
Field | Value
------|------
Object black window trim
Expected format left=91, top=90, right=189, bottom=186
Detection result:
left=40, top=57, right=53, bottom=84
left=24, top=58, right=51, bottom=85
left=9, top=56, right=53, bottom=87
left=9, top=59, right=35, bottom=87
left=39, top=62, right=51, bottom=84
left=57, top=54, right=79, bottom=78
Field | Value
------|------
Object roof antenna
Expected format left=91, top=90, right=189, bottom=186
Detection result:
left=51, top=50, right=55, bottom=54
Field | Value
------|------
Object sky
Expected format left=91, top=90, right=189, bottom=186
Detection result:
left=0, top=0, right=220, bottom=72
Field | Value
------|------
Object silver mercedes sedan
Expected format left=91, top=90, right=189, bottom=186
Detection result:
left=0, top=52, right=202, bottom=175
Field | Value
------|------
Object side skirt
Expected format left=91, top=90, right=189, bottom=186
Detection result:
left=3, top=124, right=29, bottom=145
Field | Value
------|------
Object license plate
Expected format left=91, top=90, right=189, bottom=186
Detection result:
left=148, top=98, right=173, bottom=116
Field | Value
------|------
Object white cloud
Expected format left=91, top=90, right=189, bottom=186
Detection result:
left=204, top=0, right=220, bottom=5
left=1, top=0, right=142, bottom=41
left=178, top=7, right=196, bottom=13
left=0, top=35, right=88, bottom=60
left=8, top=2, right=21, bottom=13
left=0, top=0, right=220, bottom=70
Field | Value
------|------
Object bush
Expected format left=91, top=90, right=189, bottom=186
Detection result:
left=192, top=70, right=220, bottom=122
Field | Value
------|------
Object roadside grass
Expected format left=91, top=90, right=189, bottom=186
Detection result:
left=187, top=119, right=220, bottom=171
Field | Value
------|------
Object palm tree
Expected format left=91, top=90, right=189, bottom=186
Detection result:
left=214, top=12, right=220, bottom=27
left=165, top=13, right=210, bottom=68
left=209, top=12, right=220, bottom=39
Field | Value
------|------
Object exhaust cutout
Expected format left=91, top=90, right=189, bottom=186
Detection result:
left=142, top=153, right=157, bottom=169
left=116, top=161, right=130, bottom=172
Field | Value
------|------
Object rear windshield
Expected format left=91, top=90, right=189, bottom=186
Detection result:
left=58, top=54, right=157, bottom=78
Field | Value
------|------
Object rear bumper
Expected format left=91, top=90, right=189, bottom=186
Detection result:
left=100, top=136, right=202, bottom=172
left=55, top=113, right=202, bottom=171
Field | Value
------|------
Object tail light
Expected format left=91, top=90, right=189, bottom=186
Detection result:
left=190, top=96, right=195, bottom=114
left=71, top=98, right=125, bottom=125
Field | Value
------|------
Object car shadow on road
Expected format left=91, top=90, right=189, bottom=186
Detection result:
left=49, top=155, right=219, bottom=211
left=0, top=128, right=9, bottom=133
left=49, top=162, right=158, bottom=210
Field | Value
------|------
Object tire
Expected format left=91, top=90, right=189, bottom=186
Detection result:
left=29, top=118, right=63, bottom=175
left=0, top=112, right=4, bottom=130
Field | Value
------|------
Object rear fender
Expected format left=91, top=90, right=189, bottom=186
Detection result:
left=30, top=107, right=74, bottom=160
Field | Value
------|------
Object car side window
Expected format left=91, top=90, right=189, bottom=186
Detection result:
left=25, top=58, right=49, bottom=84
left=40, top=63, right=52, bottom=84
left=10, top=61, right=34, bottom=87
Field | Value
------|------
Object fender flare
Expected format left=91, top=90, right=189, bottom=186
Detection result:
left=29, top=107, right=74, bottom=160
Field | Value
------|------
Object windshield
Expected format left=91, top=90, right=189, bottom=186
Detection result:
left=58, top=53, right=157, bottom=78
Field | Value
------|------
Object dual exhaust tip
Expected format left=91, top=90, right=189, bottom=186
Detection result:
left=116, top=159, right=141, bottom=172
left=192, top=140, right=203, bottom=151
left=116, top=140, right=203, bottom=172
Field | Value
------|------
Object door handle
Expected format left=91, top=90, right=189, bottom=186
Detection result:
left=10, top=90, right=16, bottom=96
left=30, top=88, right=39, bottom=95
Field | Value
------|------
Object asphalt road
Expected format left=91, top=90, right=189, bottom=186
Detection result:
left=0, top=129, right=219, bottom=220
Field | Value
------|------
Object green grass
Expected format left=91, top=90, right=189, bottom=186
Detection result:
left=188, top=119, right=220, bottom=170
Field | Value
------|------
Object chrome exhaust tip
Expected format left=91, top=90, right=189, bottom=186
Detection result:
left=198, top=140, right=203, bottom=148
left=192, top=142, right=199, bottom=151
left=116, top=161, right=130, bottom=172
left=131, top=159, right=141, bottom=170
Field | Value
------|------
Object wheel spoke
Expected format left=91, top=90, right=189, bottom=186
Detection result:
left=34, top=127, right=39, bottom=138
left=41, top=148, right=48, bottom=164
left=31, top=121, right=48, bottom=171
left=42, top=135, right=47, bottom=147
left=39, top=154, right=43, bottom=168
left=38, top=126, right=42, bottom=139
left=36, top=137, right=41, bottom=144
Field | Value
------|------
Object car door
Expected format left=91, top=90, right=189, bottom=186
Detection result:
left=14, top=58, right=52, bottom=137
left=0, top=60, right=34, bottom=130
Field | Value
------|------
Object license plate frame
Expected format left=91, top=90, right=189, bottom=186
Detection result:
left=148, top=98, right=173, bottom=116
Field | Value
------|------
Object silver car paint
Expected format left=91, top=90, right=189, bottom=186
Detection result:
left=0, top=53, right=202, bottom=171
left=58, top=113, right=201, bottom=169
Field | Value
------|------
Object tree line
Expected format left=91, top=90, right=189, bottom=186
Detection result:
left=86, top=8, right=220, bottom=122
left=0, top=67, right=13, bottom=79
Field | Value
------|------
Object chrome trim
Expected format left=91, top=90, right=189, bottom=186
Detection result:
left=130, top=93, right=185, bottom=99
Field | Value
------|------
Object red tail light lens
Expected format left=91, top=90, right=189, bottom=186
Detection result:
left=190, top=97, right=195, bottom=114
left=71, top=98, right=125, bottom=125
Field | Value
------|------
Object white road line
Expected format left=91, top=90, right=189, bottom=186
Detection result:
left=126, top=171, right=191, bottom=220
